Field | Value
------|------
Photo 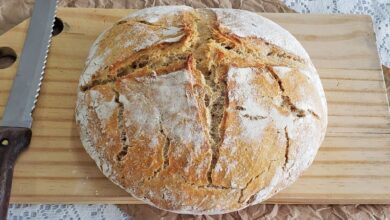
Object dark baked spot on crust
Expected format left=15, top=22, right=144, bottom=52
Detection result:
left=267, top=66, right=285, bottom=92
left=308, top=109, right=320, bottom=119
left=113, top=89, right=130, bottom=161
left=137, top=20, right=160, bottom=26
left=193, top=184, right=237, bottom=190
left=235, top=106, right=245, bottom=111
left=159, top=119, right=171, bottom=170
left=267, top=49, right=304, bottom=63
left=284, top=127, right=290, bottom=169
left=204, top=94, right=210, bottom=107
left=80, top=79, right=114, bottom=92
left=242, top=114, right=267, bottom=120
left=116, top=20, right=127, bottom=25
left=246, top=194, right=257, bottom=205
left=282, top=95, right=306, bottom=117
left=130, top=56, right=149, bottom=70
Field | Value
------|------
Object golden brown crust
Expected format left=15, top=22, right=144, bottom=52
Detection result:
left=76, top=6, right=327, bottom=215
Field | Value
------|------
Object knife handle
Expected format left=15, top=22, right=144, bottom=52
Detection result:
left=0, top=127, right=31, bottom=219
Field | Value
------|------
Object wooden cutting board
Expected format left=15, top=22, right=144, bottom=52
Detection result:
left=1, top=8, right=389, bottom=204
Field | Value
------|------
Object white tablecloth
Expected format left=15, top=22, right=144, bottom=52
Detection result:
left=8, top=0, right=390, bottom=219
left=284, top=0, right=390, bottom=66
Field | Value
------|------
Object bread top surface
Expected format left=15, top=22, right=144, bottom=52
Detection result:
left=76, top=6, right=327, bottom=215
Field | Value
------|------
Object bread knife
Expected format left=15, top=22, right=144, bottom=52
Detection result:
left=0, top=0, right=57, bottom=218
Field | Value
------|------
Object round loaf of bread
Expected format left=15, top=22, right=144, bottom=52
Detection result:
left=76, top=6, right=327, bottom=214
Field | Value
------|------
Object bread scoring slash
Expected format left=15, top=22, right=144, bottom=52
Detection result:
left=75, top=6, right=327, bottom=214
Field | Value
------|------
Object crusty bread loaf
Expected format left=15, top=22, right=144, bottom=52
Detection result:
left=76, top=6, right=327, bottom=214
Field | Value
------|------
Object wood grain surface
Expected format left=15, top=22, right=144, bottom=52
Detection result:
left=0, top=8, right=389, bottom=204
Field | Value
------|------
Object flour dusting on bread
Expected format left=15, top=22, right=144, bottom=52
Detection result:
left=76, top=6, right=327, bottom=215
left=212, top=8, right=309, bottom=60
left=126, top=5, right=192, bottom=23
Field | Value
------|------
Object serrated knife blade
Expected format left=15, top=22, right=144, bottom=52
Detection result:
left=0, top=0, right=57, bottom=218
left=1, top=0, right=57, bottom=128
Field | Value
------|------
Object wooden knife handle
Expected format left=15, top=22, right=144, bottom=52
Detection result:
left=0, top=127, right=31, bottom=220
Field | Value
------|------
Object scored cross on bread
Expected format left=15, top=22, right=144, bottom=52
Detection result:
left=76, top=6, right=327, bottom=215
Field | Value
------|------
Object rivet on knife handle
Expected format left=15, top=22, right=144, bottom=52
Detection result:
left=0, top=127, right=31, bottom=219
